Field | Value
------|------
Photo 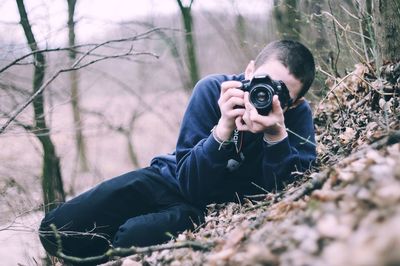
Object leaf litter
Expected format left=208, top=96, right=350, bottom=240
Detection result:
left=108, top=62, right=400, bottom=266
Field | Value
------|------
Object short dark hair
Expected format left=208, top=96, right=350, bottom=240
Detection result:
left=254, top=40, right=315, bottom=99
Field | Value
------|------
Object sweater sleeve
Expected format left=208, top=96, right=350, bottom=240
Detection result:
left=175, top=75, right=317, bottom=205
left=175, top=75, right=237, bottom=206
left=260, top=101, right=317, bottom=189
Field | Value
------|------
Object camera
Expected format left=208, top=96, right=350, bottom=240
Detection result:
left=240, top=74, right=292, bottom=115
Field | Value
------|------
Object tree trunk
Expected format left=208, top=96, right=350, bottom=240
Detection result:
left=126, top=131, right=140, bottom=169
left=129, top=21, right=190, bottom=91
left=236, top=14, right=246, bottom=47
left=373, top=0, right=400, bottom=65
left=16, top=0, right=65, bottom=213
left=357, top=0, right=374, bottom=62
left=311, top=1, right=328, bottom=51
left=67, top=0, right=89, bottom=172
left=177, top=0, right=200, bottom=92
left=273, top=0, right=301, bottom=40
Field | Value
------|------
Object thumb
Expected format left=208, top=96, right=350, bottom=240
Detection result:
left=272, top=95, right=283, bottom=114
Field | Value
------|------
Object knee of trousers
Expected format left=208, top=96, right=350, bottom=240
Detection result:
left=38, top=209, right=61, bottom=256
left=38, top=206, right=111, bottom=260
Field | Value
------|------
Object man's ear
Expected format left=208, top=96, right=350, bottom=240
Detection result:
left=244, top=60, right=255, bottom=80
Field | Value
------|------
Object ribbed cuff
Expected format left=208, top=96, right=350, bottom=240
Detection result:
left=263, top=137, right=291, bottom=163
left=263, top=134, right=288, bottom=146
left=211, top=126, right=232, bottom=147
left=202, top=133, right=235, bottom=163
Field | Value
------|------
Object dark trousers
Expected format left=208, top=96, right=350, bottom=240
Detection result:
left=39, top=167, right=204, bottom=263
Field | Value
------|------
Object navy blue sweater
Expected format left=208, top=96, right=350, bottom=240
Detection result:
left=151, top=73, right=316, bottom=207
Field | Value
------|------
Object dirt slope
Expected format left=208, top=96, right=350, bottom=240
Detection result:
left=111, top=62, right=400, bottom=266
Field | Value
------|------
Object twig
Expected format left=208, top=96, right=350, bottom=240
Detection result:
left=251, top=182, right=269, bottom=193
left=314, top=8, right=374, bottom=68
left=243, top=194, right=268, bottom=199
left=317, top=69, right=353, bottom=105
left=369, top=130, right=400, bottom=149
left=276, top=123, right=317, bottom=147
left=0, top=27, right=171, bottom=134
left=0, top=206, right=42, bottom=232
left=244, top=190, right=285, bottom=212
left=0, top=50, right=156, bottom=135
left=281, top=168, right=332, bottom=203
left=49, top=224, right=213, bottom=264
left=0, top=27, right=175, bottom=74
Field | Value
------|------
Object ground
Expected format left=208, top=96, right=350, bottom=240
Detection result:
left=56, top=62, right=400, bottom=266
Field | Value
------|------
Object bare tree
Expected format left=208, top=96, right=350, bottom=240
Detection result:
left=200, top=10, right=252, bottom=70
left=176, top=0, right=200, bottom=92
left=67, top=0, right=89, bottom=172
left=373, top=0, right=400, bottom=65
left=273, top=0, right=301, bottom=40
left=1, top=22, right=164, bottom=215
left=83, top=108, right=142, bottom=169
left=355, top=0, right=374, bottom=63
left=122, top=21, right=190, bottom=91
left=16, top=0, right=65, bottom=212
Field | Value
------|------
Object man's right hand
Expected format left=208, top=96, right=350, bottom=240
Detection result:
left=215, top=81, right=245, bottom=141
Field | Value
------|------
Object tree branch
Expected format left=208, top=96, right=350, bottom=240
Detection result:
left=0, top=29, right=164, bottom=135
left=0, top=27, right=174, bottom=74
left=49, top=224, right=213, bottom=264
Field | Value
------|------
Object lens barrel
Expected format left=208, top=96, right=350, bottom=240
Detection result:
left=249, top=84, right=274, bottom=113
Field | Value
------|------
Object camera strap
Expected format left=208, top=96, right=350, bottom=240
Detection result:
left=232, top=128, right=243, bottom=154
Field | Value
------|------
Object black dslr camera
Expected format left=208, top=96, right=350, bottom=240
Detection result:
left=241, top=74, right=292, bottom=115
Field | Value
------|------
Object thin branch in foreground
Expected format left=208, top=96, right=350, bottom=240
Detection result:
left=283, top=168, right=331, bottom=202
left=49, top=224, right=213, bottom=264
left=276, top=122, right=317, bottom=147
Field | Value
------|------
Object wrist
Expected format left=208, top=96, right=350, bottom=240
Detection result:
left=215, top=121, right=234, bottom=142
left=263, top=126, right=287, bottom=142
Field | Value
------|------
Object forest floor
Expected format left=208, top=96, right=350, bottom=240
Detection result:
left=101, top=62, right=400, bottom=266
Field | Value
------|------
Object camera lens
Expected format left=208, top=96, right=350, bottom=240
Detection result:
left=255, top=90, right=267, bottom=102
left=249, top=85, right=273, bottom=110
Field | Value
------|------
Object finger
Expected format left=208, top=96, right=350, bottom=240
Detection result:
left=245, top=101, right=256, bottom=113
left=249, top=107, right=261, bottom=121
left=220, top=89, right=245, bottom=105
left=249, top=110, right=278, bottom=127
left=223, top=97, right=245, bottom=111
left=220, top=81, right=243, bottom=95
left=271, top=95, right=283, bottom=116
left=235, top=116, right=249, bottom=131
left=227, top=108, right=246, bottom=118
left=243, top=91, right=251, bottom=107
left=242, top=105, right=253, bottom=128
left=244, top=93, right=258, bottom=116
left=248, top=106, right=269, bottom=129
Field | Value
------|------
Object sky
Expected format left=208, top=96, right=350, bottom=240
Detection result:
left=0, top=0, right=273, bottom=47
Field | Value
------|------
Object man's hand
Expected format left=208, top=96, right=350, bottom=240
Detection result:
left=215, top=81, right=246, bottom=141
left=236, top=92, right=288, bottom=142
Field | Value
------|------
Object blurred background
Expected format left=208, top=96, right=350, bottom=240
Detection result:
left=0, top=0, right=379, bottom=264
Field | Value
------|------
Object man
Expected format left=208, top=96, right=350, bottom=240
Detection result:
left=39, top=40, right=316, bottom=263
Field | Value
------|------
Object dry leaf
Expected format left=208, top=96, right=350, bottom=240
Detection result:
left=339, top=127, right=356, bottom=144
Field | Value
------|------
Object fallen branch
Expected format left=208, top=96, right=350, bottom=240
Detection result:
left=283, top=168, right=332, bottom=202
left=50, top=224, right=214, bottom=264
left=370, top=130, right=400, bottom=148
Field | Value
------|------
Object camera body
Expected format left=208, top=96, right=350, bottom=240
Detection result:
left=241, top=74, right=292, bottom=115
